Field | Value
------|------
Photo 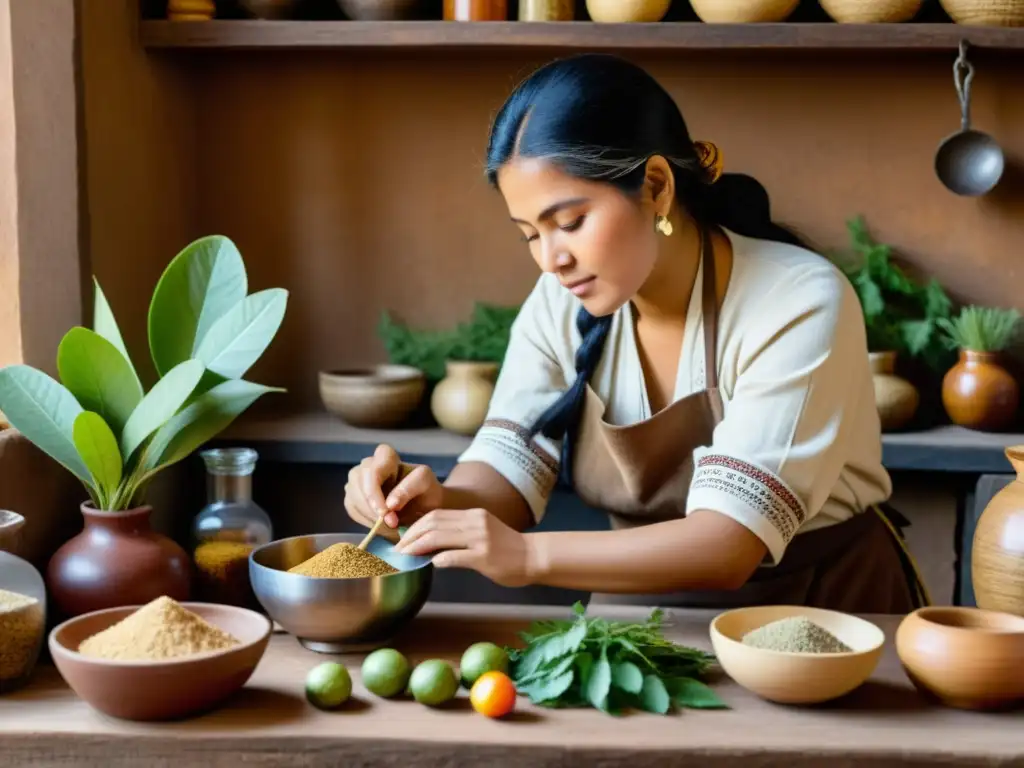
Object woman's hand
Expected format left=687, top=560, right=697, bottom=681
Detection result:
left=394, top=508, right=537, bottom=588
left=343, top=444, right=444, bottom=541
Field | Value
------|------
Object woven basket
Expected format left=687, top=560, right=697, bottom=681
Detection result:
left=820, top=0, right=922, bottom=22
left=689, top=0, right=799, bottom=22
left=940, top=0, right=1024, bottom=25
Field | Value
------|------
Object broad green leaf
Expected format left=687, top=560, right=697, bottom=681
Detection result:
left=120, top=359, right=205, bottom=460
left=639, top=674, right=670, bottom=715
left=57, top=327, right=144, bottom=438
left=92, top=277, right=141, bottom=391
left=147, top=235, right=247, bottom=377
left=610, top=660, right=643, bottom=695
left=584, top=653, right=611, bottom=711
left=194, top=288, right=288, bottom=379
left=73, top=411, right=122, bottom=505
left=0, top=365, right=92, bottom=486
left=141, top=378, right=281, bottom=474
left=666, top=677, right=728, bottom=710
left=519, top=670, right=575, bottom=704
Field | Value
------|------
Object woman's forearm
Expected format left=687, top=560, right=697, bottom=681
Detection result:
left=524, top=510, right=769, bottom=594
left=438, top=461, right=535, bottom=532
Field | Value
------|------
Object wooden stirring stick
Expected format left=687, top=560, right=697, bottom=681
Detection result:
left=356, top=469, right=405, bottom=551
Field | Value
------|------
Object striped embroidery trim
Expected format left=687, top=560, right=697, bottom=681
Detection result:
left=482, top=418, right=559, bottom=474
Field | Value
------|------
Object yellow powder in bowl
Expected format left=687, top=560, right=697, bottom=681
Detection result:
left=288, top=542, right=398, bottom=579
left=77, top=596, right=241, bottom=661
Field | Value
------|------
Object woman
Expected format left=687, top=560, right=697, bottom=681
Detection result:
left=344, top=54, right=928, bottom=613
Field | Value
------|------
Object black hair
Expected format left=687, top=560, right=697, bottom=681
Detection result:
left=485, top=53, right=803, bottom=486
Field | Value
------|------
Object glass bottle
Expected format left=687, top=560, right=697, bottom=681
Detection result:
left=191, top=447, right=273, bottom=610
left=0, top=510, right=46, bottom=694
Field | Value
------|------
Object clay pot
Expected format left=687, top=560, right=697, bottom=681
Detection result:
left=972, top=446, right=1024, bottom=617
left=869, top=351, right=919, bottom=432
left=586, top=0, right=671, bottom=22
left=430, top=361, right=499, bottom=435
left=47, top=504, right=191, bottom=619
left=942, top=349, right=1019, bottom=432
left=318, top=365, right=426, bottom=429
left=689, top=0, right=799, bottom=22
left=444, top=0, right=507, bottom=20
left=820, top=0, right=922, bottom=22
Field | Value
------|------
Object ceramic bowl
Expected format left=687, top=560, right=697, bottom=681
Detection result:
left=49, top=603, right=272, bottom=721
left=895, top=606, right=1024, bottom=710
left=318, top=365, right=426, bottom=429
left=249, top=532, right=433, bottom=653
left=710, top=605, right=885, bottom=704
left=689, top=0, right=799, bottom=23
left=586, top=0, right=671, bottom=22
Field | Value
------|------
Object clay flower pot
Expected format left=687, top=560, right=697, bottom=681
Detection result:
left=942, top=349, right=1019, bottom=432
left=430, top=361, right=499, bottom=435
left=47, top=504, right=191, bottom=619
left=869, top=351, right=919, bottom=432
left=972, top=446, right=1024, bottom=618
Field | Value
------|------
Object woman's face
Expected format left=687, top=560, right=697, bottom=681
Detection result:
left=497, top=156, right=661, bottom=317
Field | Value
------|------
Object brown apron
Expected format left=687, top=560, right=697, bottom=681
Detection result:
left=571, top=228, right=927, bottom=614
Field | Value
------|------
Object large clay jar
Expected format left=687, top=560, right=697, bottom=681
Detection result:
left=869, top=351, right=919, bottom=432
left=47, top=504, right=191, bottom=619
left=942, top=349, right=1019, bottom=432
left=972, top=446, right=1024, bottom=617
left=430, top=361, right=499, bottom=435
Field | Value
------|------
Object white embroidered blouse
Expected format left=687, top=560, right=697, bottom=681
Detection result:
left=457, top=228, right=892, bottom=565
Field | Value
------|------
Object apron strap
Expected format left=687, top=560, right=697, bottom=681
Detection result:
left=700, top=226, right=719, bottom=391
left=871, top=503, right=933, bottom=609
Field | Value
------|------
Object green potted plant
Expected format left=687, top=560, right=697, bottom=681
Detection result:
left=830, top=216, right=955, bottom=431
left=0, top=235, right=287, bottom=617
left=938, top=305, right=1021, bottom=432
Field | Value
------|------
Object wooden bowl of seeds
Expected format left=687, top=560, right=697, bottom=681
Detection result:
left=710, top=605, right=885, bottom=705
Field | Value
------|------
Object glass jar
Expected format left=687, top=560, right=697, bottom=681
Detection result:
left=0, top=510, right=46, bottom=694
left=191, top=448, right=273, bottom=610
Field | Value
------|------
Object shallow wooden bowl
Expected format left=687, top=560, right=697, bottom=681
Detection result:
left=895, top=606, right=1024, bottom=710
left=710, top=605, right=885, bottom=705
left=49, top=603, right=272, bottom=721
left=585, top=0, right=671, bottom=22
left=689, top=0, right=799, bottom=22
left=318, top=365, right=426, bottom=429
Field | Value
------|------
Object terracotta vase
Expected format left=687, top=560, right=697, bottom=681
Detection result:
left=942, top=349, right=1019, bottom=432
left=972, top=446, right=1024, bottom=617
left=46, top=504, right=191, bottom=619
left=430, top=361, right=499, bottom=435
left=869, top=351, right=920, bottom=432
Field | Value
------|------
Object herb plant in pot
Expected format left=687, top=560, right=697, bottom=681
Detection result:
left=0, top=236, right=288, bottom=618
left=938, top=306, right=1021, bottom=432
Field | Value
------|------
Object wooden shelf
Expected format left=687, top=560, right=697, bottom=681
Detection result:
left=216, top=411, right=1023, bottom=475
left=139, top=20, right=1024, bottom=52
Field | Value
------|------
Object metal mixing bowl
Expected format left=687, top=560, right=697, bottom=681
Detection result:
left=249, top=533, right=432, bottom=653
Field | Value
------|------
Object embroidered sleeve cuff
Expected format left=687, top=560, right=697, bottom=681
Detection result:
left=456, top=419, right=559, bottom=524
left=686, top=451, right=808, bottom=565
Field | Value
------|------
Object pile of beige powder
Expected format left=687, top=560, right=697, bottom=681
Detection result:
left=0, top=588, right=44, bottom=689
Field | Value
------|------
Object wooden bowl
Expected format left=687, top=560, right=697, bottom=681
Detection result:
left=820, top=0, right=922, bottom=22
left=318, top=365, right=426, bottom=429
left=710, top=605, right=885, bottom=704
left=939, top=0, right=1024, bottom=26
left=895, top=606, right=1024, bottom=710
left=49, top=603, right=272, bottom=721
left=689, top=0, right=798, bottom=22
left=585, top=0, right=671, bottom=22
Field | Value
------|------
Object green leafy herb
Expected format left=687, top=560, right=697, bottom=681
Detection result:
left=937, top=305, right=1021, bottom=353
left=506, top=602, right=725, bottom=716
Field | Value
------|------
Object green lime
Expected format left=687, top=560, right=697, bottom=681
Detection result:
left=408, top=659, right=459, bottom=707
left=305, top=662, right=352, bottom=709
left=460, top=642, right=509, bottom=687
left=361, top=648, right=411, bottom=699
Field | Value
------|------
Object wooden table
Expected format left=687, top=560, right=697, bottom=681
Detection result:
left=1, top=603, right=1021, bottom=768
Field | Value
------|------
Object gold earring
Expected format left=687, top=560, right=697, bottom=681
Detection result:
left=656, top=215, right=674, bottom=237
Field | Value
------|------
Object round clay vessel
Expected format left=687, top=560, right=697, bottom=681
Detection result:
left=820, top=0, right=921, bottom=22
left=869, top=351, right=919, bottom=432
left=430, top=361, right=498, bottom=435
left=586, top=0, right=671, bottom=22
left=942, top=349, right=1019, bottom=432
left=895, top=606, right=1024, bottom=710
left=972, top=446, right=1024, bottom=617
left=47, top=504, right=191, bottom=619
left=939, top=0, right=1024, bottom=26
left=689, top=0, right=799, bottom=22
left=318, top=365, right=426, bottom=429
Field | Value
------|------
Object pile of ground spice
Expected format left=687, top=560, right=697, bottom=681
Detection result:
left=0, top=588, right=44, bottom=686
left=77, top=596, right=241, bottom=661
left=288, top=542, right=398, bottom=578
left=741, top=616, right=852, bottom=654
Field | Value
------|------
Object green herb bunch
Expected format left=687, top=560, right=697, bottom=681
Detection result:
left=831, top=216, right=954, bottom=372
left=938, top=305, right=1022, bottom=353
left=377, top=302, right=520, bottom=381
left=506, top=602, right=726, bottom=716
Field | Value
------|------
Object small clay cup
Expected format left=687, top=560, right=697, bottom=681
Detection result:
left=49, top=602, right=272, bottom=721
